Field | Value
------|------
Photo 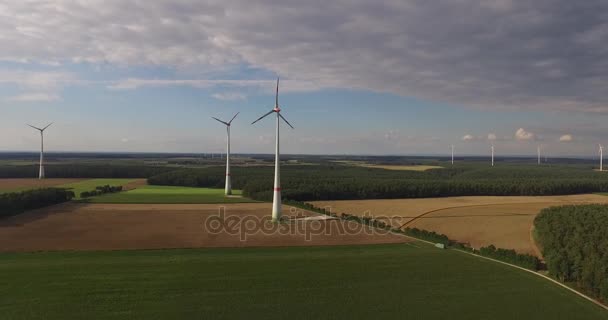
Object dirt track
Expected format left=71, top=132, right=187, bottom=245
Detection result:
left=312, top=194, right=608, bottom=256
left=0, top=203, right=407, bottom=252
left=0, top=178, right=85, bottom=191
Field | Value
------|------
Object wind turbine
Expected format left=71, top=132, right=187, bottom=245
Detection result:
left=451, top=144, right=454, bottom=165
left=251, top=78, right=294, bottom=222
left=212, top=112, right=239, bottom=195
left=599, top=144, right=604, bottom=172
left=537, top=145, right=541, bottom=165
left=491, top=144, right=495, bottom=167
left=27, top=123, right=53, bottom=179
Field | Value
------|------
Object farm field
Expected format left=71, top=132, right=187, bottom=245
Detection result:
left=312, top=194, right=608, bottom=256
left=0, top=202, right=406, bottom=252
left=89, top=185, right=255, bottom=204
left=0, top=178, right=86, bottom=193
left=59, top=178, right=139, bottom=198
left=333, top=160, right=443, bottom=171
left=1, top=244, right=607, bottom=319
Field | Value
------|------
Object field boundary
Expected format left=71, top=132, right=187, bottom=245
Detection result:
left=454, top=248, right=608, bottom=312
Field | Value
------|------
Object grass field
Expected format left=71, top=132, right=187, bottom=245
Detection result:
left=0, top=244, right=606, bottom=319
left=333, top=160, right=443, bottom=171
left=89, top=185, right=255, bottom=203
left=58, top=178, right=137, bottom=199
left=313, top=194, right=608, bottom=256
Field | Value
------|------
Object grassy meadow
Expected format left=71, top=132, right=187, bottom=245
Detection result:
left=0, top=244, right=606, bottom=319
left=89, top=185, right=255, bottom=204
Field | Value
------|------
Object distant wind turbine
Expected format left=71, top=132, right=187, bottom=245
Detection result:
left=252, top=78, right=294, bottom=222
left=537, top=145, right=541, bottom=165
left=212, top=112, right=239, bottom=195
left=451, top=144, right=454, bottom=165
left=491, top=144, right=495, bottom=167
left=27, top=123, right=53, bottom=179
left=599, top=144, right=604, bottom=172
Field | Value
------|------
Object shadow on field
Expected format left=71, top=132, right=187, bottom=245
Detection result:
left=0, top=202, right=83, bottom=227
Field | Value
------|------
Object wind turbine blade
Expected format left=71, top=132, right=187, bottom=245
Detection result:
left=228, top=112, right=240, bottom=124
left=42, top=122, right=53, bottom=131
left=278, top=113, right=294, bottom=129
left=251, top=110, right=274, bottom=125
left=211, top=117, right=229, bottom=126
left=27, top=124, right=42, bottom=131
left=275, top=78, right=279, bottom=107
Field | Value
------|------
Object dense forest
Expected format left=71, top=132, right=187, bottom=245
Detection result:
left=148, top=164, right=608, bottom=201
left=534, top=205, right=608, bottom=302
left=0, top=188, right=75, bottom=218
left=0, top=165, right=172, bottom=178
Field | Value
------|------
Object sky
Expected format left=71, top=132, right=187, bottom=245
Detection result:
left=1, top=0, right=607, bottom=157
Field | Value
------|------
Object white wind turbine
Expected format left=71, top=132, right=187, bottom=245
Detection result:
left=537, top=145, right=541, bottom=165
left=491, top=144, right=495, bottom=167
left=27, top=123, right=53, bottom=179
left=212, top=112, right=239, bottom=195
left=252, top=78, right=294, bottom=222
left=599, top=144, right=604, bottom=172
left=451, top=144, right=454, bottom=165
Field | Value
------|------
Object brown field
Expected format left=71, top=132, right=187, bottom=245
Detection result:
left=0, top=203, right=407, bottom=252
left=0, top=178, right=86, bottom=191
left=312, top=194, right=608, bottom=256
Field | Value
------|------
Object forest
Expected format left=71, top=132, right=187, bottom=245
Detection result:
left=147, top=164, right=608, bottom=201
left=0, top=164, right=172, bottom=178
left=0, top=188, right=75, bottom=218
left=534, top=204, right=608, bottom=302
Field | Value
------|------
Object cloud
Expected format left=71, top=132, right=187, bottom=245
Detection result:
left=211, top=92, right=246, bottom=101
left=559, top=134, right=573, bottom=142
left=515, top=128, right=535, bottom=141
left=487, top=133, right=497, bottom=141
left=462, top=134, right=474, bottom=141
left=1, top=1, right=607, bottom=112
left=107, top=78, right=322, bottom=93
left=5, top=92, right=60, bottom=102
left=120, top=138, right=129, bottom=143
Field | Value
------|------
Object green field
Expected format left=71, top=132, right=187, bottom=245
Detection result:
left=89, top=185, right=255, bottom=203
left=0, top=244, right=605, bottom=319
left=59, top=179, right=136, bottom=199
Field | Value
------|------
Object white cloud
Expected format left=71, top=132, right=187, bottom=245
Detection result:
left=515, top=128, right=535, bottom=141
left=5, top=92, right=60, bottom=102
left=462, top=134, right=474, bottom=141
left=559, top=134, right=573, bottom=142
left=0, top=1, right=606, bottom=112
left=107, top=78, right=322, bottom=93
left=211, top=92, right=246, bottom=101
left=487, top=133, right=497, bottom=141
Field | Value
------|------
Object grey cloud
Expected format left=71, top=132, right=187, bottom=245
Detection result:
left=1, top=1, right=608, bottom=112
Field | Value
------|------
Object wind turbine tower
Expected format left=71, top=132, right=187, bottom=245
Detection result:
left=27, top=123, right=53, bottom=179
left=212, top=112, right=239, bottom=195
left=252, top=78, right=294, bottom=222
left=491, top=144, right=495, bottom=167
left=600, top=144, right=604, bottom=172
left=537, top=145, right=541, bottom=165
left=451, top=144, right=454, bottom=165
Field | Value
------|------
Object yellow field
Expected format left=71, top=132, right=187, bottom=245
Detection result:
left=312, top=194, right=608, bottom=256
left=333, top=160, right=442, bottom=171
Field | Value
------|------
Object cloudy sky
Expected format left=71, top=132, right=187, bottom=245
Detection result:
left=1, top=0, right=607, bottom=156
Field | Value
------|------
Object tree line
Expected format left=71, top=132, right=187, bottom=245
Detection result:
left=0, top=188, right=75, bottom=218
left=0, top=164, right=172, bottom=178
left=147, top=165, right=608, bottom=202
left=534, top=204, right=608, bottom=302
left=80, top=185, right=123, bottom=198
